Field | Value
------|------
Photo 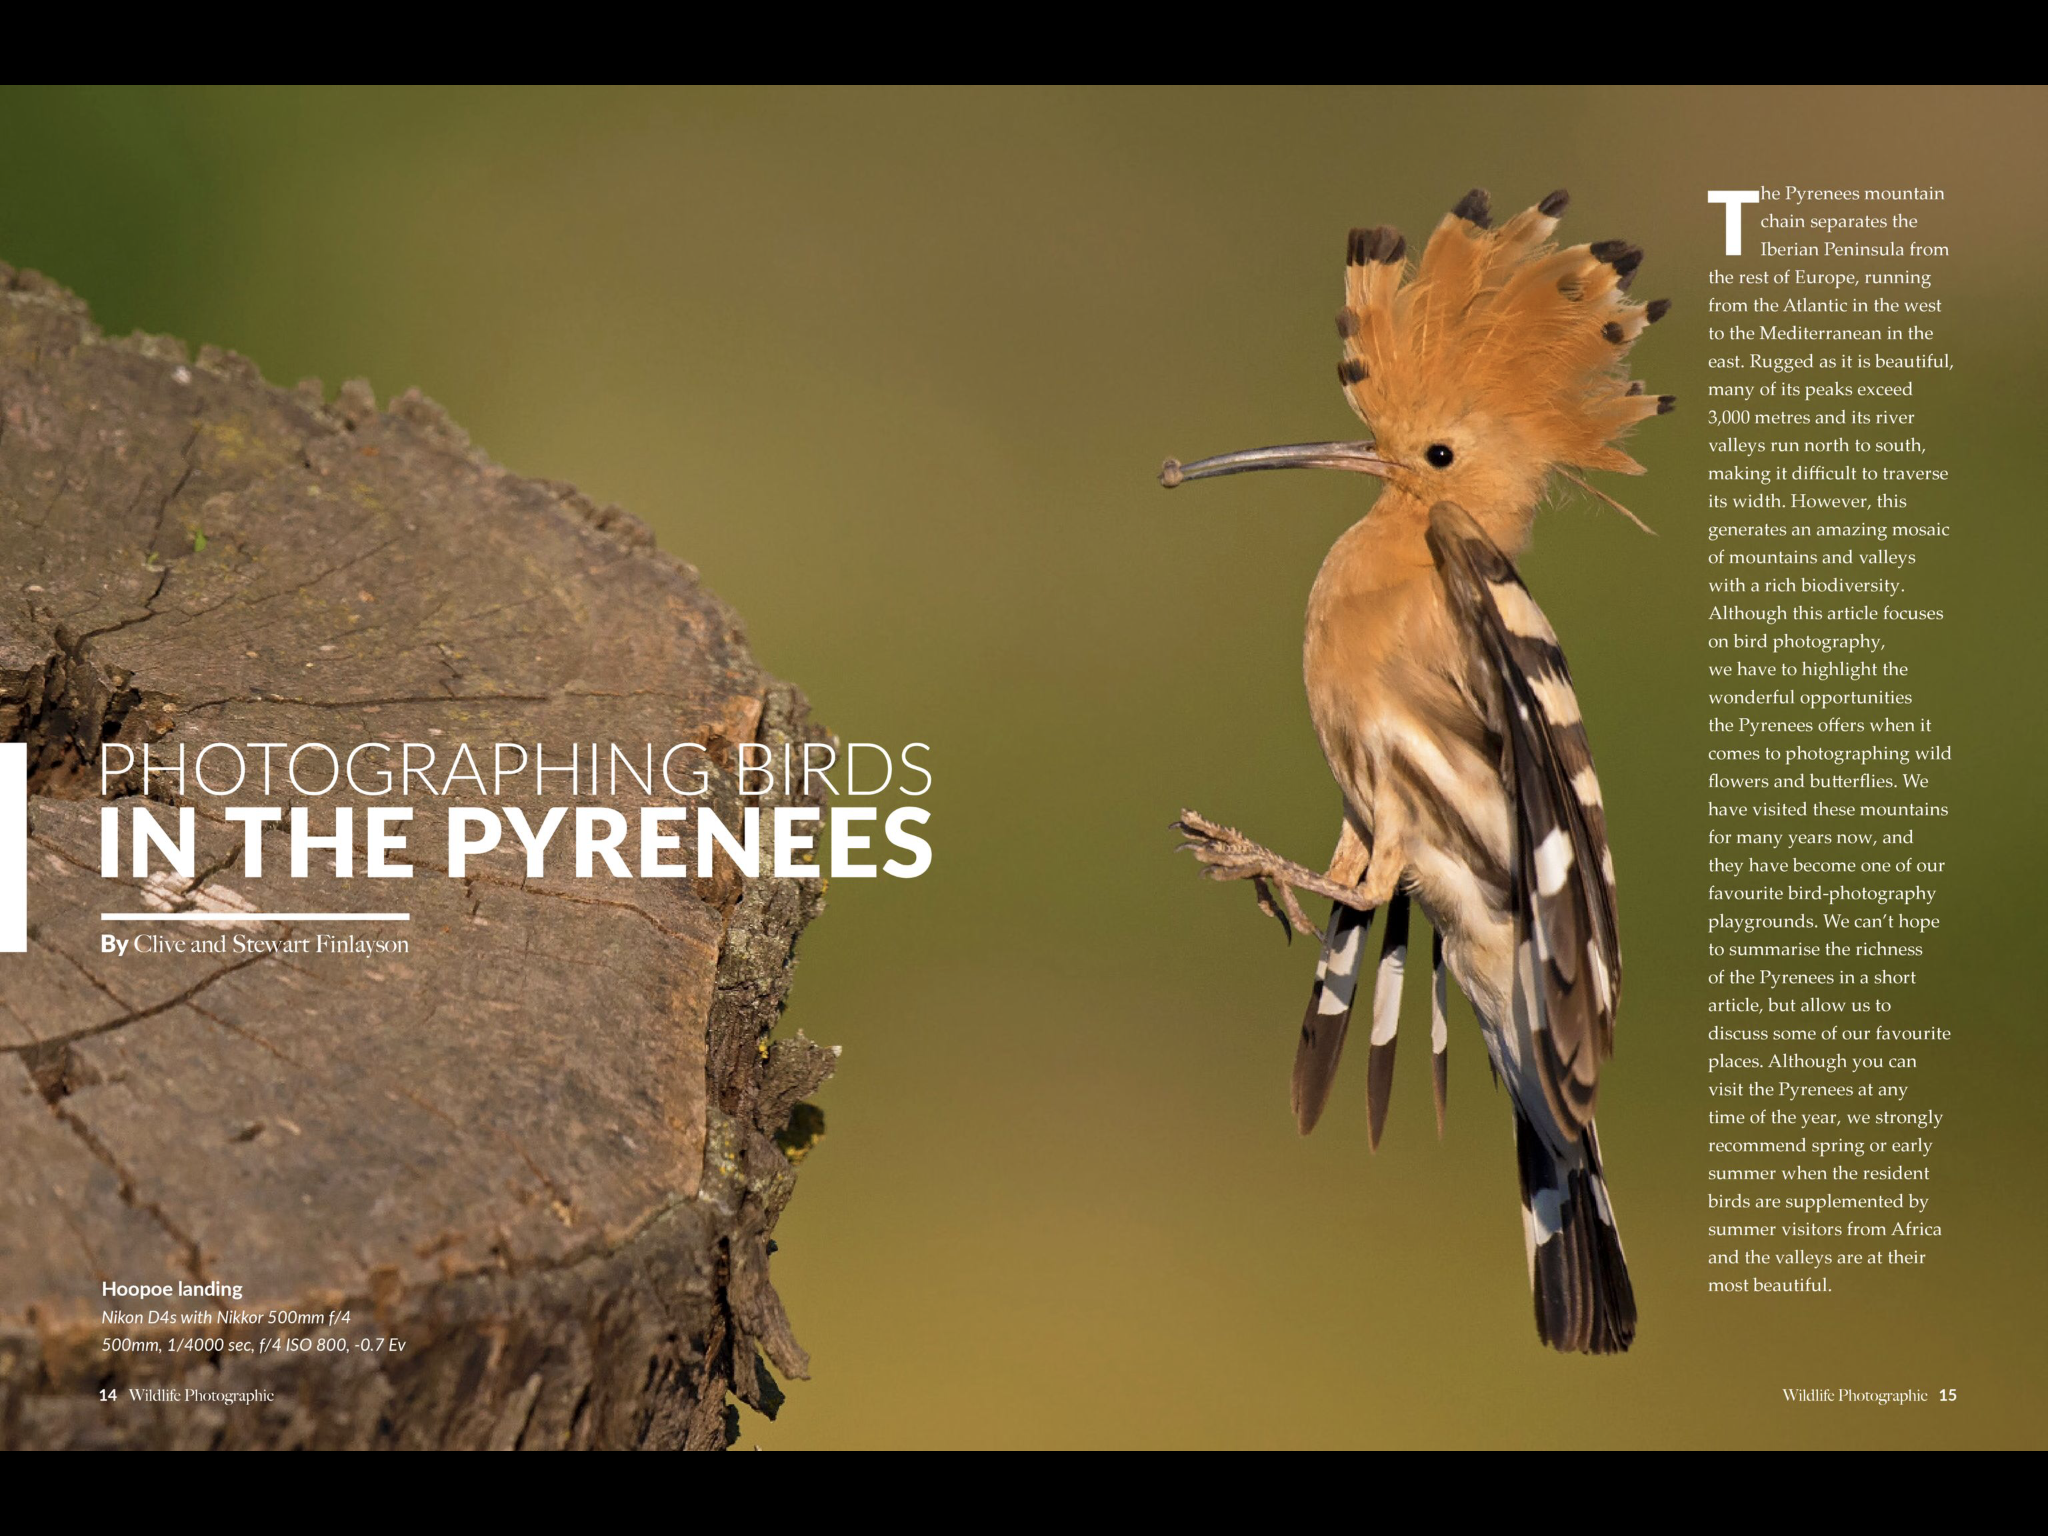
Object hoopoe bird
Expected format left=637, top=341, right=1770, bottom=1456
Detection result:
left=1161, top=188, right=1670, bottom=1354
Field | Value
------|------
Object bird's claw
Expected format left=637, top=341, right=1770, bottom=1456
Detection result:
left=1172, top=809, right=1343, bottom=939
left=1251, top=874, right=1303, bottom=943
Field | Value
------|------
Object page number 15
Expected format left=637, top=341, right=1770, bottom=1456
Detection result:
left=1940, top=1389, right=1958, bottom=1403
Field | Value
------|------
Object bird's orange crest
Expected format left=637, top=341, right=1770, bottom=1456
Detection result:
left=1338, top=189, right=1672, bottom=484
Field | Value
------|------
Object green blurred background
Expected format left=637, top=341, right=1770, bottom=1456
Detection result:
left=3, top=85, right=2041, bottom=1448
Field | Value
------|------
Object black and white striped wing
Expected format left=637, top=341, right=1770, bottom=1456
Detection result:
left=1426, top=501, right=1620, bottom=1134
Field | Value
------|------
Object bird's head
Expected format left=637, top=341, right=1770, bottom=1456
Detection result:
left=1161, top=188, right=1672, bottom=551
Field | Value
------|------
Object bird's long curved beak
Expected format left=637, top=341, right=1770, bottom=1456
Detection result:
left=1158, top=440, right=1398, bottom=489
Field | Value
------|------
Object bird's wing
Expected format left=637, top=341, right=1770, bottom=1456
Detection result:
left=1425, top=501, right=1620, bottom=1133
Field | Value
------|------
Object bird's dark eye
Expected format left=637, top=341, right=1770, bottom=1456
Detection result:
left=1426, top=443, right=1455, bottom=469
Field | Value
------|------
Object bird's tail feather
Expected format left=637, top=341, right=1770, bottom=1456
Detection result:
left=1429, top=929, right=1449, bottom=1138
left=1514, top=1111, right=1636, bottom=1354
left=1292, top=901, right=1375, bottom=1134
left=1364, top=893, right=1411, bottom=1149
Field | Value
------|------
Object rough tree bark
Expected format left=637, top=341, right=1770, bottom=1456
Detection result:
left=0, top=262, right=836, bottom=1449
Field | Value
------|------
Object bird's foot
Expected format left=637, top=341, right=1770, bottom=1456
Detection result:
left=1172, top=809, right=1371, bottom=941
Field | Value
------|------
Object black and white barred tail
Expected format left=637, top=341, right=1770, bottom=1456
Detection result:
left=1293, top=900, right=1373, bottom=1135
left=1514, top=1111, right=1636, bottom=1354
left=1294, top=890, right=1429, bottom=1143
left=1364, top=893, right=1410, bottom=1150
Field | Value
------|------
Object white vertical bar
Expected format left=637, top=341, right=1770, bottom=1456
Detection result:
left=1, top=743, right=25, bottom=953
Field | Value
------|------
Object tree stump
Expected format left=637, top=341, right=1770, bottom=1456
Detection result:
left=0, top=262, right=836, bottom=1449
